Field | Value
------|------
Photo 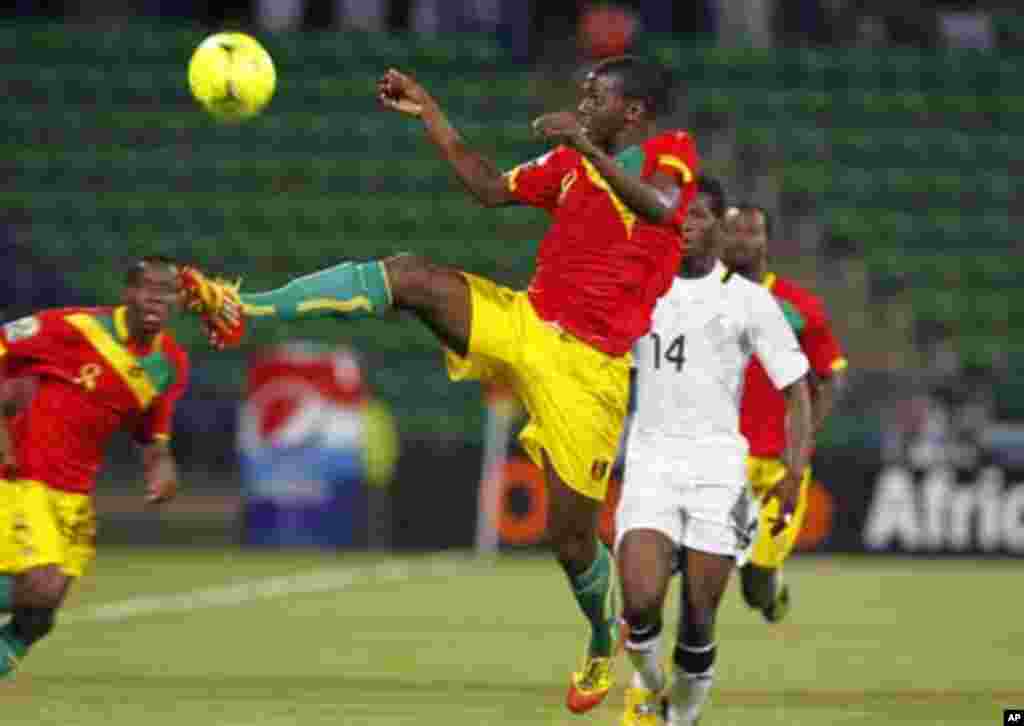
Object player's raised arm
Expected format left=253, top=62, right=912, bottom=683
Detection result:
left=377, top=69, right=517, bottom=208
left=533, top=111, right=680, bottom=224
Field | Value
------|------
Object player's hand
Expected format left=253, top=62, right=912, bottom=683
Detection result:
left=764, top=470, right=801, bottom=537
left=145, top=477, right=178, bottom=506
left=531, top=112, right=588, bottom=149
left=377, top=69, right=431, bottom=117
left=143, top=446, right=179, bottom=506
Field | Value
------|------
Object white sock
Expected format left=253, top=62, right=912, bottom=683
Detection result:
left=666, top=665, right=714, bottom=725
left=625, top=624, right=666, bottom=692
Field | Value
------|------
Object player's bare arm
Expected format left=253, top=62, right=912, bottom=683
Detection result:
left=532, top=111, right=681, bottom=223
left=142, top=439, right=179, bottom=505
left=811, top=369, right=846, bottom=434
left=0, top=411, right=15, bottom=475
left=378, top=69, right=516, bottom=208
left=766, top=377, right=813, bottom=535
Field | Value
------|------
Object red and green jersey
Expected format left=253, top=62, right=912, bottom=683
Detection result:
left=0, top=306, right=189, bottom=494
left=505, top=130, right=699, bottom=356
left=740, top=274, right=847, bottom=458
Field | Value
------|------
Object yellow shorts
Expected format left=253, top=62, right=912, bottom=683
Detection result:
left=747, top=457, right=811, bottom=569
left=447, top=274, right=629, bottom=501
left=0, top=479, right=97, bottom=578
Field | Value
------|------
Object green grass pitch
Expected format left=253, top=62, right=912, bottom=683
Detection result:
left=3, top=549, right=1019, bottom=725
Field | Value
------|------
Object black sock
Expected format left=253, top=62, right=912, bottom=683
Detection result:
left=674, top=640, right=717, bottom=676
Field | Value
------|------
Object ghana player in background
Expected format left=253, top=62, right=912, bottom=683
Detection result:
left=616, top=177, right=813, bottom=725
left=179, top=55, right=698, bottom=712
left=0, top=257, right=189, bottom=677
left=719, top=205, right=848, bottom=622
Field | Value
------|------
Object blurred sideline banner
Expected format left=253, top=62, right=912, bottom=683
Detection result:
left=813, top=451, right=1024, bottom=555
left=238, top=343, right=396, bottom=548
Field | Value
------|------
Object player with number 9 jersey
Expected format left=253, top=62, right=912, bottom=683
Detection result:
left=0, top=258, right=188, bottom=680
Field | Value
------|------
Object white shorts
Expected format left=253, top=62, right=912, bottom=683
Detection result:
left=616, top=445, right=757, bottom=559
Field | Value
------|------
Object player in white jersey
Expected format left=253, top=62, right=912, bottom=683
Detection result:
left=616, top=176, right=814, bottom=726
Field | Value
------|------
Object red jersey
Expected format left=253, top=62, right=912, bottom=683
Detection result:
left=740, top=274, right=847, bottom=458
left=505, top=130, right=699, bottom=356
left=0, top=306, right=189, bottom=494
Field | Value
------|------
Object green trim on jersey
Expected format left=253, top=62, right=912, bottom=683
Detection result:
left=778, top=298, right=807, bottom=334
left=615, top=145, right=645, bottom=176
left=92, top=312, right=176, bottom=395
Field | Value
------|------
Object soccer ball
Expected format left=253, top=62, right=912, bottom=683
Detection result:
left=188, top=32, right=276, bottom=122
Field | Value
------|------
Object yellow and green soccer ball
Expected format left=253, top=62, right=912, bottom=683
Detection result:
left=188, top=32, right=276, bottom=122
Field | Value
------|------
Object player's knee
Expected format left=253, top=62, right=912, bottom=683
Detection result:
left=383, top=253, right=440, bottom=310
left=19, top=567, right=69, bottom=610
left=740, top=564, right=775, bottom=611
left=549, top=524, right=593, bottom=571
left=10, top=607, right=57, bottom=646
left=621, top=587, right=662, bottom=632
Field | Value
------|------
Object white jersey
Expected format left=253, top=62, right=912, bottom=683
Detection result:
left=630, top=261, right=809, bottom=479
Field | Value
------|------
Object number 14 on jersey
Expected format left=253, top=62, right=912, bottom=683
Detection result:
left=650, top=332, right=685, bottom=371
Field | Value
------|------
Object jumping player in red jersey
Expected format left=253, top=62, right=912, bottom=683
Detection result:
left=0, top=257, right=189, bottom=677
left=179, top=56, right=698, bottom=711
left=719, top=205, right=847, bottom=623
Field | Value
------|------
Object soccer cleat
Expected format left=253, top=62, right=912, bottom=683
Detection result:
left=178, top=265, right=246, bottom=349
left=567, top=654, right=615, bottom=714
left=0, top=637, right=22, bottom=680
left=0, top=655, right=13, bottom=679
left=622, top=687, right=666, bottom=726
left=762, top=583, right=791, bottom=623
left=566, top=616, right=626, bottom=714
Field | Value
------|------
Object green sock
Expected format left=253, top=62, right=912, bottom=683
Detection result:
left=0, top=623, right=27, bottom=678
left=240, top=261, right=393, bottom=322
left=569, top=541, right=614, bottom=658
left=0, top=575, right=12, bottom=613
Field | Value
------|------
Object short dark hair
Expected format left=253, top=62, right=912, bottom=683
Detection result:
left=125, top=255, right=177, bottom=285
left=592, top=55, right=673, bottom=117
left=732, top=203, right=774, bottom=240
left=697, top=175, right=727, bottom=218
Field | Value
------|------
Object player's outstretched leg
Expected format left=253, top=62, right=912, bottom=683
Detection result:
left=180, top=254, right=472, bottom=354
left=544, top=458, right=620, bottom=714
left=616, top=528, right=676, bottom=725
left=668, top=549, right=732, bottom=726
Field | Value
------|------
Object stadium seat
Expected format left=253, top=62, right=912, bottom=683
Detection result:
left=6, top=23, right=1023, bottom=431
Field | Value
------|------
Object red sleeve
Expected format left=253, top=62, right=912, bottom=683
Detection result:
left=643, top=131, right=699, bottom=226
left=504, top=147, right=574, bottom=211
left=136, top=341, right=190, bottom=445
left=0, top=310, right=69, bottom=362
left=798, top=294, right=847, bottom=379
left=645, top=131, right=698, bottom=187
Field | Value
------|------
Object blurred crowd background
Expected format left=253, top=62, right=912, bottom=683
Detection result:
left=2, top=1, right=1021, bottom=554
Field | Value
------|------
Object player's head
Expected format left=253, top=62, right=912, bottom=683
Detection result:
left=122, top=256, right=179, bottom=340
left=719, top=203, right=772, bottom=275
left=577, top=56, right=672, bottom=145
left=683, top=174, right=727, bottom=255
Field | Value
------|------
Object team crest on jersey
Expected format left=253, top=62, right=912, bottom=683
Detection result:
left=3, top=316, right=40, bottom=343
left=591, top=459, right=610, bottom=481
